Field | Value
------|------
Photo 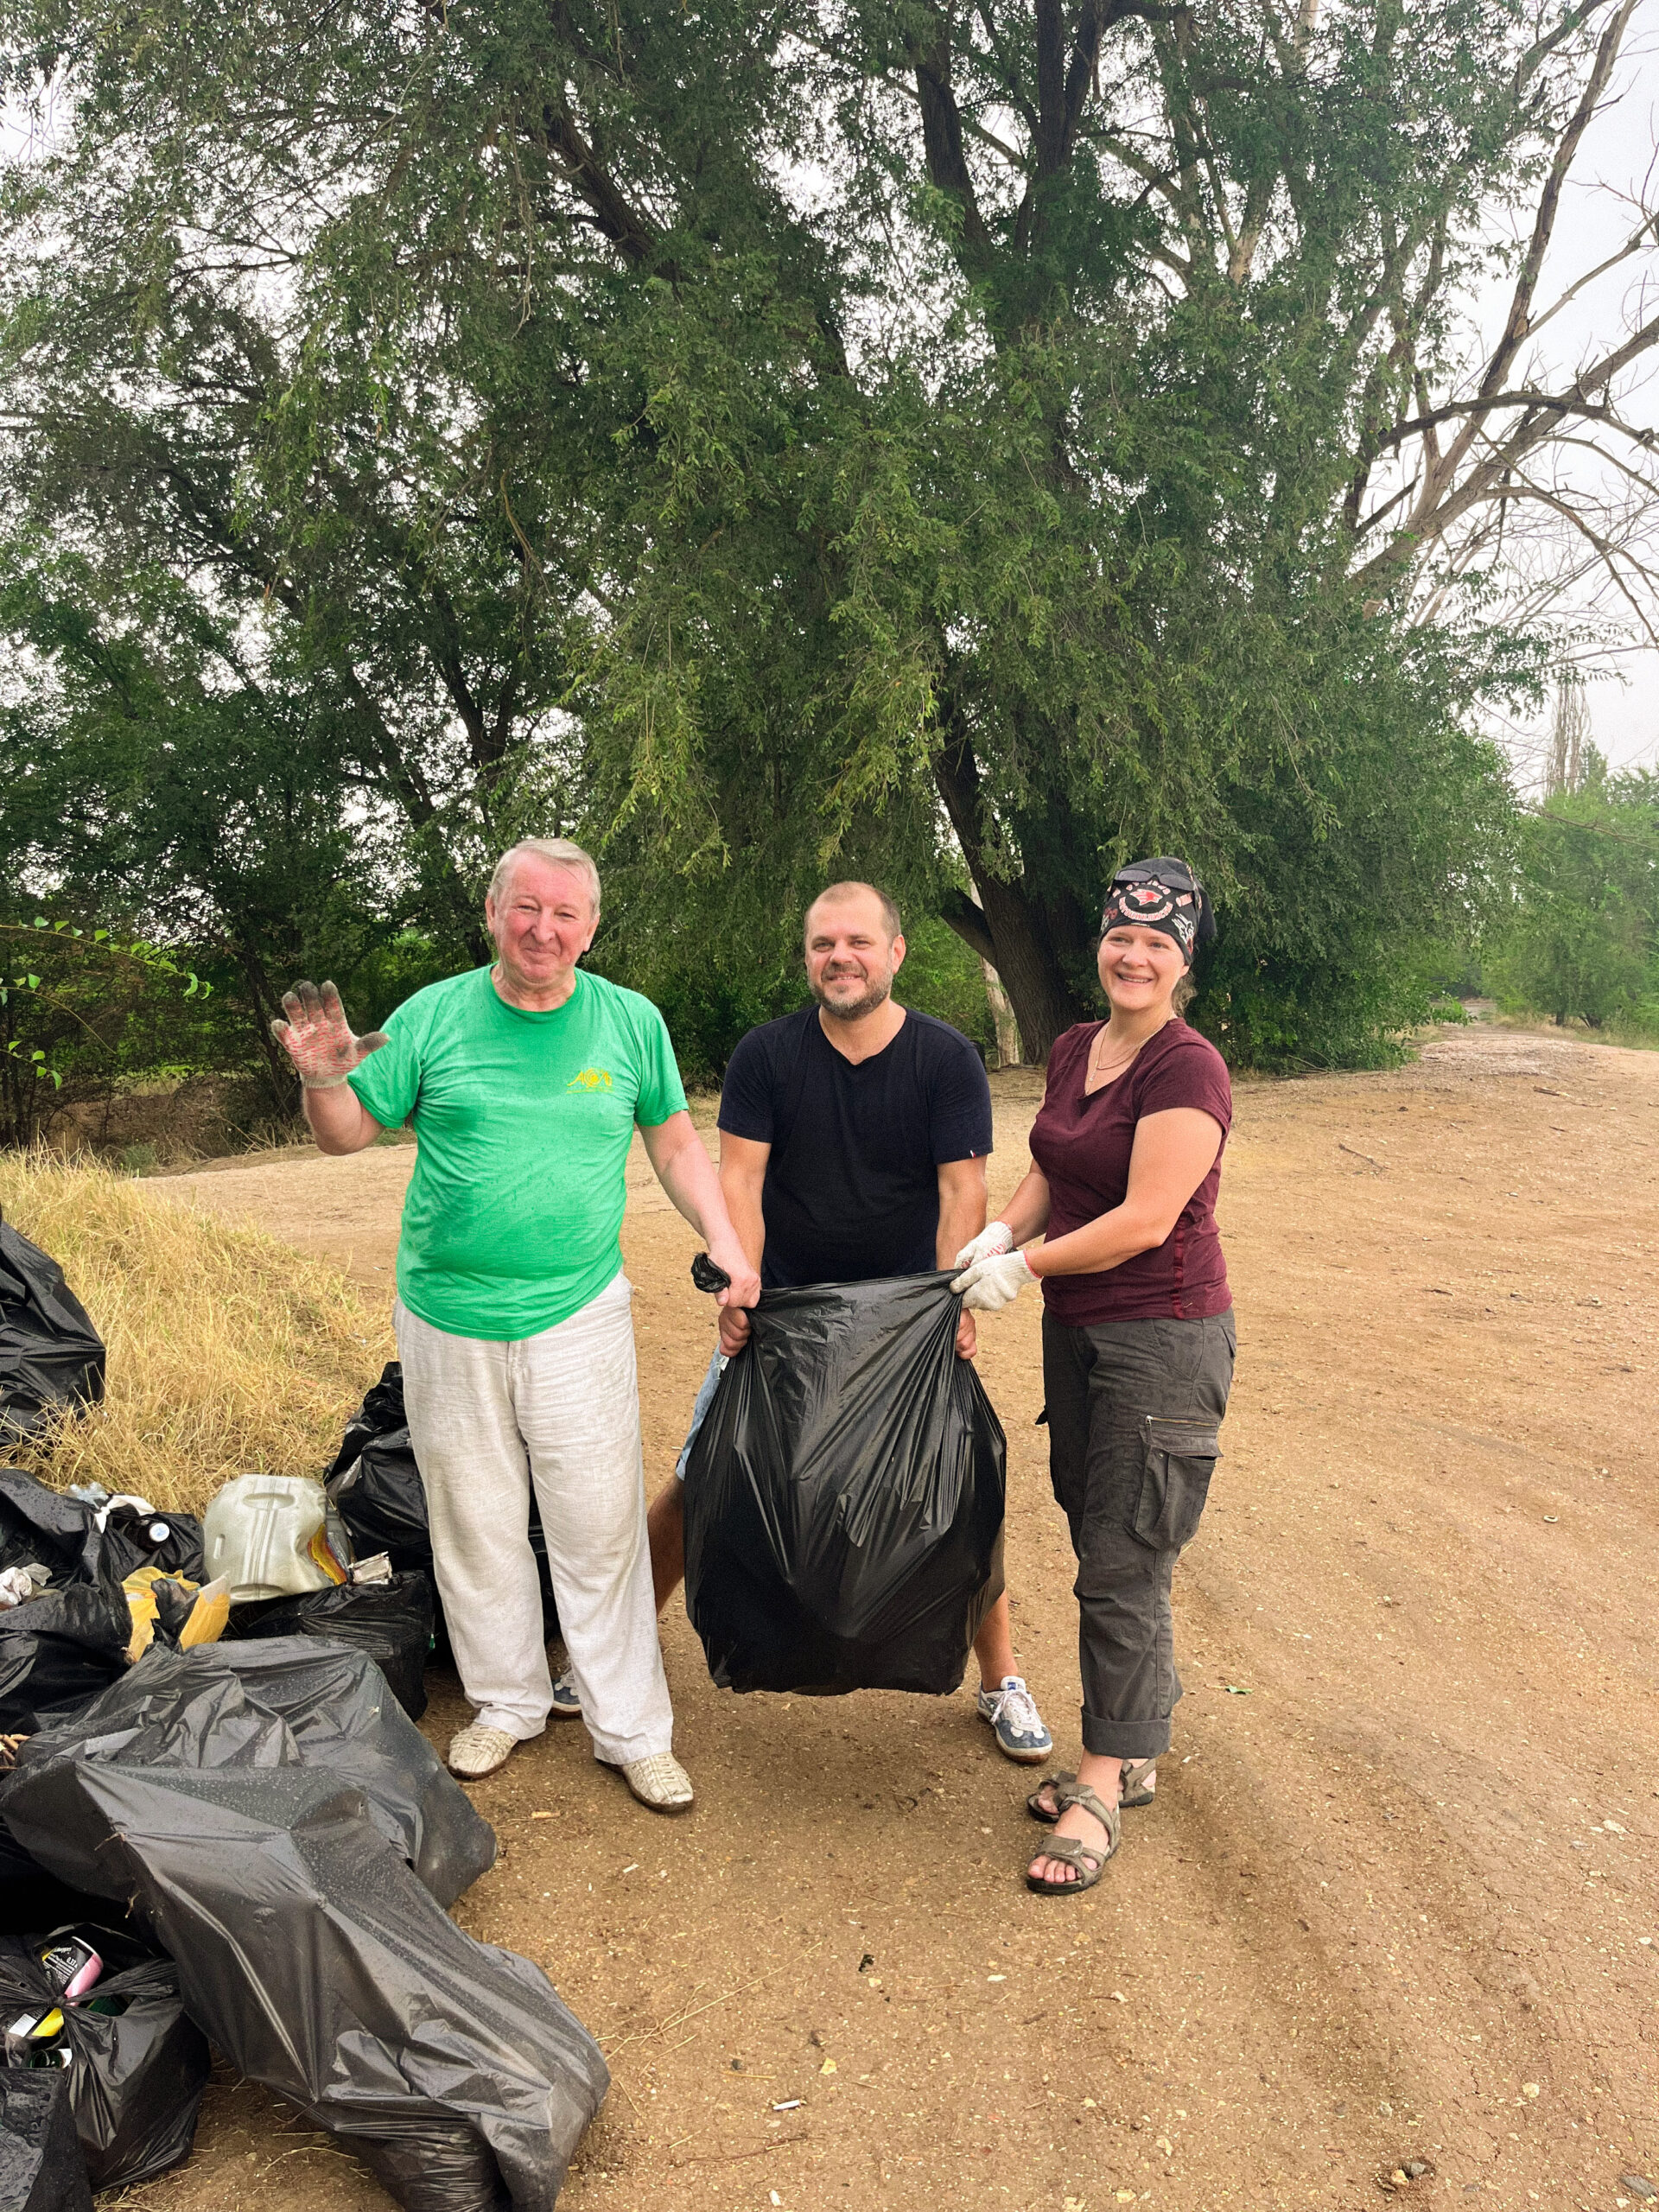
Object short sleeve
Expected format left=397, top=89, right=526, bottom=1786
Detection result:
left=716, top=1025, right=779, bottom=1144
left=347, top=1003, right=424, bottom=1130
left=926, top=1027, right=995, bottom=1163
left=1135, top=1035, right=1232, bottom=1134
left=632, top=1000, right=690, bottom=1127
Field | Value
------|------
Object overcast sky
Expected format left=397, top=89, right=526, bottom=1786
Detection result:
left=1485, top=16, right=1659, bottom=786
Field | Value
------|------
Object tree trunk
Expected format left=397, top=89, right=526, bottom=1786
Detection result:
left=981, top=960, right=1022, bottom=1068
left=932, top=716, right=1084, bottom=1060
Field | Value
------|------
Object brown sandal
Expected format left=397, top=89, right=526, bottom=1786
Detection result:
left=1027, top=1758, right=1157, bottom=1822
left=1025, top=1779, right=1121, bottom=1895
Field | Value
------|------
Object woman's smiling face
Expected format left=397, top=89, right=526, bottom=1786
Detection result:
left=1096, top=922, right=1188, bottom=1014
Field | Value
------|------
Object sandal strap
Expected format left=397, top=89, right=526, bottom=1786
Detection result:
left=1026, top=1770, right=1076, bottom=1819
left=1036, top=1830, right=1110, bottom=1878
left=1051, top=1778, right=1121, bottom=1839
left=1120, top=1757, right=1157, bottom=1793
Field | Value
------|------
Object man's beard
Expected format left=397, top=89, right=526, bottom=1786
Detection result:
left=811, top=968, right=893, bottom=1021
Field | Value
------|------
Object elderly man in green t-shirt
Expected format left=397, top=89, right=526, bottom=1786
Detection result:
left=271, top=837, right=760, bottom=1807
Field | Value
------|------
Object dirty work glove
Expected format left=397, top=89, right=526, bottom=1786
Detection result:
left=270, top=980, right=389, bottom=1090
left=953, top=1222, right=1014, bottom=1272
left=950, top=1248, right=1038, bottom=1313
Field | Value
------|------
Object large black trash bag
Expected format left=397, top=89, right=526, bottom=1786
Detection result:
left=0, top=1930, right=209, bottom=2191
left=0, top=1475, right=132, bottom=1733
left=0, top=2073, right=92, bottom=2212
left=0, top=1476, right=92, bottom=1585
left=328, top=1363, right=560, bottom=1648
left=0, top=1223, right=104, bottom=1450
left=0, top=1661, right=609, bottom=2212
left=1, top=1642, right=493, bottom=1909
left=683, top=1273, right=1006, bottom=1697
left=0, top=1467, right=199, bottom=1607
left=228, top=1572, right=434, bottom=1720
left=0, top=1588, right=130, bottom=1738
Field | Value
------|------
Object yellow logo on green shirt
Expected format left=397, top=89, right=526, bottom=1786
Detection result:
left=567, top=1067, right=614, bottom=1092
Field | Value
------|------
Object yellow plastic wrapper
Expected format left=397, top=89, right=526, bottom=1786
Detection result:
left=122, top=1567, right=229, bottom=1661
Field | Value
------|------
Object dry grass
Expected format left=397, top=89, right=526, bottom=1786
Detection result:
left=0, top=1152, right=393, bottom=1516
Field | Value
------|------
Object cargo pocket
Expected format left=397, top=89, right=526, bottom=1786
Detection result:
left=1131, top=1416, right=1221, bottom=1550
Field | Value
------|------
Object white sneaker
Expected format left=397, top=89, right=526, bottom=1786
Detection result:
left=976, top=1675, right=1054, bottom=1764
left=607, top=1751, right=694, bottom=1814
left=447, top=1723, right=517, bottom=1780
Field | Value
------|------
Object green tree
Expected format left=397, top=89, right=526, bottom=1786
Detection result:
left=1486, top=764, right=1659, bottom=1028
left=2, top=0, right=1649, bottom=1072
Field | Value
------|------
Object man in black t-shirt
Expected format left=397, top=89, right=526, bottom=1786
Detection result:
left=640, top=880, right=1052, bottom=1764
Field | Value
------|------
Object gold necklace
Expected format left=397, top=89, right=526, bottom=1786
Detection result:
left=1088, top=1016, right=1170, bottom=1084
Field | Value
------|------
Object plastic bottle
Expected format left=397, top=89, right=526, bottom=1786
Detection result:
left=36, top=1935, right=101, bottom=2002
left=202, top=1474, right=351, bottom=1602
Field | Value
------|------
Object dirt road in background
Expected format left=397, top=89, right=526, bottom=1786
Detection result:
left=136, top=1027, right=1658, bottom=2212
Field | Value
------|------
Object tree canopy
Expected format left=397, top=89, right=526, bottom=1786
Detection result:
left=3, top=0, right=1653, bottom=1083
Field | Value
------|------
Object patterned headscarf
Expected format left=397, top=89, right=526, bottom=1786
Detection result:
left=1100, top=857, right=1215, bottom=967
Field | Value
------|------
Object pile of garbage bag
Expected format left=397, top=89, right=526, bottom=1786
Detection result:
left=2, top=1643, right=608, bottom=2210
left=683, top=1272, right=1006, bottom=1696
left=229, top=1569, right=434, bottom=1719
left=0, top=1473, right=224, bottom=1734
left=0, top=1923, right=209, bottom=2191
left=0, top=1224, right=609, bottom=2208
left=0, top=1219, right=104, bottom=1448
left=327, top=1361, right=560, bottom=1649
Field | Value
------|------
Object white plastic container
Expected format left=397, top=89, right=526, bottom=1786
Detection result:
left=202, top=1474, right=350, bottom=1603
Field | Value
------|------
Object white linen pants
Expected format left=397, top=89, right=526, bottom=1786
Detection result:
left=395, top=1273, right=674, bottom=1763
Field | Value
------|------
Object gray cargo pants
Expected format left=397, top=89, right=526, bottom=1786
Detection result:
left=1040, top=1308, right=1236, bottom=1760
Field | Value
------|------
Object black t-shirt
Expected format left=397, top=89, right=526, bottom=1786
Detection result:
left=717, top=1007, right=994, bottom=1287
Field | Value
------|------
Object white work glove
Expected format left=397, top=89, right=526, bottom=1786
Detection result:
left=950, top=1248, right=1038, bottom=1313
left=270, top=980, right=389, bottom=1090
left=952, top=1222, right=1014, bottom=1271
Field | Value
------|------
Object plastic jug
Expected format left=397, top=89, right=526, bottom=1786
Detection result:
left=202, top=1474, right=350, bottom=1602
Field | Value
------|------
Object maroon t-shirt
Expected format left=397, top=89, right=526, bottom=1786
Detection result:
left=1030, top=1019, right=1232, bottom=1325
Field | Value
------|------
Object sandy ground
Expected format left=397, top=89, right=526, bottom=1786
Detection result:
left=120, top=1024, right=1658, bottom=2212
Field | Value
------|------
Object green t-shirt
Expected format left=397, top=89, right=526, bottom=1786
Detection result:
left=348, top=966, right=688, bottom=1341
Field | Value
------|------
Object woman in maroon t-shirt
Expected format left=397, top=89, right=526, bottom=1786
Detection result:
left=951, top=859, right=1235, bottom=1896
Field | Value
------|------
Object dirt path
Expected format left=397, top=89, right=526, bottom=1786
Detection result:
left=135, top=1027, right=1659, bottom=2212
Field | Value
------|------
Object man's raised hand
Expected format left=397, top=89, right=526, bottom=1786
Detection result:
left=271, top=981, right=389, bottom=1090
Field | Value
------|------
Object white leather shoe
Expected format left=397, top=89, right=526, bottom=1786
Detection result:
left=607, top=1751, right=694, bottom=1814
left=447, top=1723, right=517, bottom=1780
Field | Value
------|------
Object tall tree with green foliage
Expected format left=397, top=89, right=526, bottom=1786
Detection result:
left=3, top=0, right=1652, bottom=1074
left=1486, top=760, right=1659, bottom=1029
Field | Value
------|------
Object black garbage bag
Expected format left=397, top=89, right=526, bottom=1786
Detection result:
left=0, top=1827, right=143, bottom=1946
left=92, top=1503, right=202, bottom=1587
left=0, top=2073, right=92, bottom=2212
left=683, top=1273, right=1006, bottom=1697
left=0, top=1656, right=608, bottom=2212
left=0, top=1583, right=130, bottom=1736
left=1, top=1642, right=493, bottom=1910
left=0, top=1930, right=209, bottom=2191
left=0, top=1224, right=104, bottom=1450
left=0, top=1477, right=90, bottom=1586
left=228, top=1573, right=434, bottom=1720
left=0, top=1470, right=199, bottom=1599
left=328, top=1363, right=560, bottom=1649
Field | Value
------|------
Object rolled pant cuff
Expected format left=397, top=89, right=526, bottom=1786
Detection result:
left=1081, top=1709, right=1171, bottom=1760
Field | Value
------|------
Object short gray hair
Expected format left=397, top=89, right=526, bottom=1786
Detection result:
left=487, top=837, right=601, bottom=916
left=805, top=880, right=902, bottom=944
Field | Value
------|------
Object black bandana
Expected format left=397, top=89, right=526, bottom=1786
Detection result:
left=1100, top=857, right=1215, bottom=966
